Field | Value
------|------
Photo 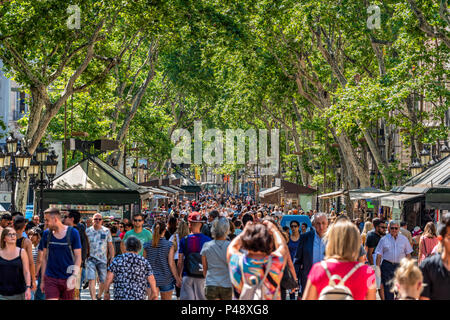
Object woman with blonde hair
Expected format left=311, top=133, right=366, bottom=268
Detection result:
left=391, top=258, right=423, bottom=300
left=418, top=222, right=439, bottom=264
left=361, top=221, right=374, bottom=247
left=302, top=219, right=376, bottom=300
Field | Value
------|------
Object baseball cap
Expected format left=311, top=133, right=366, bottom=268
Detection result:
left=188, top=211, right=203, bottom=223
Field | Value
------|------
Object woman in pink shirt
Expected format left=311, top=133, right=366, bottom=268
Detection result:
left=418, top=222, right=439, bottom=264
left=302, top=217, right=377, bottom=300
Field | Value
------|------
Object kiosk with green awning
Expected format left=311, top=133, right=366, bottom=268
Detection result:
left=42, top=156, right=152, bottom=219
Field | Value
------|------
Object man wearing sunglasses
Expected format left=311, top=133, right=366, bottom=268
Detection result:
left=375, top=220, right=413, bottom=300
left=85, top=213, right=114, bottom=300
left=120, top=213, right=152, bottom=256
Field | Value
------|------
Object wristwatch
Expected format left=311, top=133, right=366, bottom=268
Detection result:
left=26, top=285, right=32, bottom=289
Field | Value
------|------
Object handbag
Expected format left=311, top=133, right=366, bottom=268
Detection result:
left=281, top=267, right=298, bottom=290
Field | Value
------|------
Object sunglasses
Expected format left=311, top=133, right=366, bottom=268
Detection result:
left=93, top=218, right=103, bottom=221
left=390, top=227, right=399, bottom=230
left=134, top=219, right=143, bottom=222
left=379, top=226, right=387, bottom=229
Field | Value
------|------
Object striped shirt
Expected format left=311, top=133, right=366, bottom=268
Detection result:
left=32, top=245, right=39, bottom=265
left=143, top=238, right=174, bottom=287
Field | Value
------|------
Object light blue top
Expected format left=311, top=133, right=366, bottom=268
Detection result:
left=374, top=233, right=413, bottom=264
left=312, top=229, right=325, bottom=265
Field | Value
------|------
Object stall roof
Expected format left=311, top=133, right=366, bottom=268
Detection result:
left=318, top=190, right=346, bottom=199
left=380, top=193, right=424, bottom=209
left=425, top=187, right=450, bottom=210
left=52, top=156, right=149, bottom=194
left=259, top=186, right=282, bottom=198
left=281, top=180, right=317, bottom=194
left=159, top=186, right=179, bottom=194
left=350, top=192, right=392, bottom=201
left=169, top=185, right=185, bottom=193
left=392, top=155, right=450, bottom=193
left=319, top=187, right=388, bottom=200
left=45, top=156, right=152, bottom=205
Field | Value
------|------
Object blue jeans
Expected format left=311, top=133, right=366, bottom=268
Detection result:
left=159, top=283, right=175, bottom=293
left=34, top=275, right=45, bottom=300
left=78, top=267, right=86, bottom=290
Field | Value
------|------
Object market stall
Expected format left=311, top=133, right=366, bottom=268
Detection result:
left=42, top=155, right=153, bottom=220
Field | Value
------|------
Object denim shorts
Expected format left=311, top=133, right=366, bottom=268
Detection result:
left=86, top=258, right=107, bottom=283
left=159, top=283, right=175, bottom=293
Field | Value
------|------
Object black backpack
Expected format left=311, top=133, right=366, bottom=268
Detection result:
left=184, top=236, right=204, bottom=278
left=74, top=223, right=90, bottom=265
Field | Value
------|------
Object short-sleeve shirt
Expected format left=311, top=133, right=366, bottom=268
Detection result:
left=86, top=226, right=112, bottom=263
left=108, top=252, right=153, bottom=300
left=143, top=239, right=174, bottom=287
left=374, top=233, right=413, bottom=263
left=179, top=233, right=211, bottom=277
left=38, top=227, right=82, bottom=280
left=123, top=229, right=152, bottom=256
left=200, top=240, right=231, bottom=287
left=308, top=260, right=375, bottom=300
left=365, top=230, right=382, bottom=263
left=419, top=254, right=450, bottom=300
left=229, top=251, right=284, bottom=300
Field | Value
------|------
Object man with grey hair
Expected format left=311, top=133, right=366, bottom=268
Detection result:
left=375, top=220, right=413, bottom=300
left=293, top=212, right=328, bottom=296
left=201, top=210, right=220, bottom=238
left=200, top=217, right=232, bottom=300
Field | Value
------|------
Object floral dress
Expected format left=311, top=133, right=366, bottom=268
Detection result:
left=108, top=252, right=153, bottom=300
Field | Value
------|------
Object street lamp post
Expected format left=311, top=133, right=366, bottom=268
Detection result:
left=0, top=134, right=32, bottom=213
left=29, top=144, right=58, bottom=220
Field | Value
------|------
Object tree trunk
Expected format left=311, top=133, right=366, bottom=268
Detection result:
left=362, top=127, right=389, bottom=187
left=331, top=128, right=370, bottom=187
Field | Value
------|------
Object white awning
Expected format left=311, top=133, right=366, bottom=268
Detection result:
left=350, top=192, right=392, bottom=201
left=380, top=193, right=424, bottom=209
left=318, top=190, right=346, bottom=199
left=259, top=186, right=282, bottom=198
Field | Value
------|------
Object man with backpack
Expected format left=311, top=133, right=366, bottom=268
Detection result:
left=38, top=207, right=82, bottom=300
left=63, top=209, right=90, bottom=300
left=177, top=212, right=211, bottom=300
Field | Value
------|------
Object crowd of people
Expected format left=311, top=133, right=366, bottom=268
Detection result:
left=0, top=191, right=449, bottom=301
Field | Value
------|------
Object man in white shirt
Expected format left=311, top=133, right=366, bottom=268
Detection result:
left=375, top=220, right=413, bottom=300
left=85, top=213, right=114, bottom=300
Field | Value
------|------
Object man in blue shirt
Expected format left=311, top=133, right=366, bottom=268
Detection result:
left=39, top=208, right=82, bottom=300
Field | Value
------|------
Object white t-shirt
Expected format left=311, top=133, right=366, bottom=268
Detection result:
left=169, top=233, right=180, bottom=260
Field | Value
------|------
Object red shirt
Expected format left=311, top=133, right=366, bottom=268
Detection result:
left=119, top=231, right=126, bottom=240
left=308, top=260, right=375, bottom=300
